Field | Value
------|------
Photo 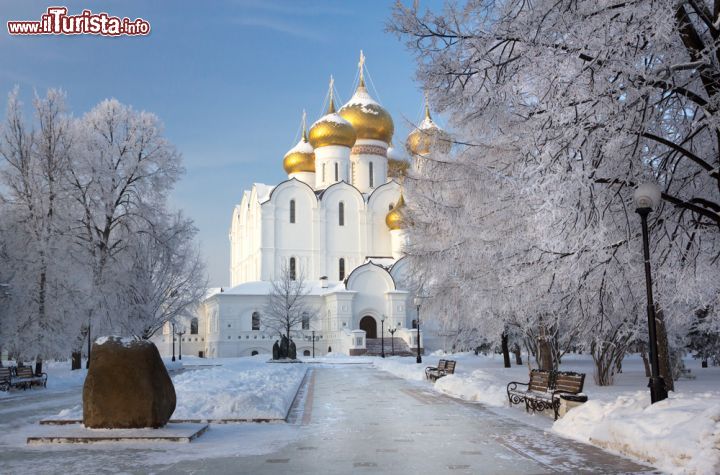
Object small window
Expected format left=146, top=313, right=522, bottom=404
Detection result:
left=302, top=312, right=310, bottom=330
left=289, top=199, right=296, bottom=223
left=289, top=257, right=296, bottom=280
left=322, top=163, right=326, bottom=182
left=334, top=162, right=339, bottom=181
left=252, top=311, right=260, bottom=330
left=251, top=351, right=259, bottom=356
left=190, top=318, right=198, bottom=335
left=339, top=202, right=345, bottom=226
left=303, top=350, right=311, bottom=357
left=412, top=319, right=418, bottom=329
left=389, top=203, right=394, bottom=211
left=369, top=161, right=374, bottom=188
left=339, top=258, right=345, bottom=281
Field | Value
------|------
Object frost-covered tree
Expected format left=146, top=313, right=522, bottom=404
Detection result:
left=123, top=212, right=207, bottom=339
left=68, top=99, right=184, bottom=346
left=0, top=91, right=206, bottom=366
left=0, top=89, right=82, bottom=368
left=391, top=0, right=720, bottom=384
left=263, top=264, right=318, bottom=346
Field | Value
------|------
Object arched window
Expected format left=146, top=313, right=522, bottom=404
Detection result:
left=322, top=163, right=326, bottom=182
left=302, top=312, right=310, bottom=330
left=339, top=258, right=345, bottom=280
left=303, top=350, right=311, bottom=357
left=338, top=202, right=345, bottom=226
left=251, top=350, right=259, bottom=356
left=289, top=257, right=296, bottom=280
left=289, top=199, right=296, bottom=223
left=369, top=161, right=374, bottom=188
left=252, top=311, right=260, bottom=331
left=334, top=162, right=339, bottom=181
left=190, top=318, right=199, bottom=335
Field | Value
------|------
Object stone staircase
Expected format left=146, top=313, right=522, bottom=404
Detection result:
left=365, top=338, right=416, bottom=357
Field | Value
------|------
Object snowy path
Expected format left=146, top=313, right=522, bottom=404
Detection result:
left=0, top=364, right=654, bottom=474
left=164, top=365, right=653, bottom=474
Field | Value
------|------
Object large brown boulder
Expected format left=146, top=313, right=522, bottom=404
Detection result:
left=83, top=336, right=176, bottom=429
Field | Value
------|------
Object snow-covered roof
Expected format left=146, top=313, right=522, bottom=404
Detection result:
left=365, top=257, right=396, bottom=269
left=254, top=183, right=274, bottom=203
left=213, top=280, right=349, bottom=298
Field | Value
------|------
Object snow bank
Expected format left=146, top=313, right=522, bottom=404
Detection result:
left=372, top=357, right=425, bottom=381
left=553, top=391, right=720, bottom=474
left=170, top=358, right=306, bottom=420
left=434, top=370, right=507, bottom=407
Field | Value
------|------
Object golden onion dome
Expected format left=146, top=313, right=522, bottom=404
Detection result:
left=338, top=79, right=394, bottom=144
left=283, top=118, right=315, bottom=174
left=308, top=94, right=357, bottom=149
left=386, top=193, right=407, bottom=230
left=406, top=100, right=451, bottom=156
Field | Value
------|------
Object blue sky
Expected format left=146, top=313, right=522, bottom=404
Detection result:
left=1, top=0, right=438, bottom=286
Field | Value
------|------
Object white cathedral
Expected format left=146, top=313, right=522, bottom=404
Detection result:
left=156, top=54, right=451, bottom=358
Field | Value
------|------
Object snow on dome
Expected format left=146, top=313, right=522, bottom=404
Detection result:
left=309, top=111, right=357, bottom=149
left=339, top=84, right=394, bottom=144
left=283, top=137, right=315, bottom=174
left=286, top=139, right=314, bottom=155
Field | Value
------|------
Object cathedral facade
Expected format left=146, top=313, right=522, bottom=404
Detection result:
left=155, top=55, right=450, bottom=358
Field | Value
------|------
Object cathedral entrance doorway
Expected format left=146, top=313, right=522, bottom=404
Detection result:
left=359, top=316, right=377, bottom=339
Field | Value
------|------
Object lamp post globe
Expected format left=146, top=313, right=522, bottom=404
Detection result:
left=634, top=182, right=668, bottom=403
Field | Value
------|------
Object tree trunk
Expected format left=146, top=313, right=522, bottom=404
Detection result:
left=513, top=344, right=523, bottom=365
left=538, top=338, right=553, bottom=371
left=655, top=310, right=675, bottom=392
left=34, top=357, right=43, bottom=376
left=501, top=333, right=511, bottom=368
left=71, top=351, right=82, bottom=370
left=639, top=344, right=651, bottom=377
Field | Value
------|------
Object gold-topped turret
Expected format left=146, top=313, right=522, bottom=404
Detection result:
left=284, top=111, right=316, bottom=174
left=406, top=94, right=451, bottom=156
left=309, top=76, right=357, bottom=149
left=338, top=51, right=394, bottom=144
left=385, top=193, right=407, bottom=230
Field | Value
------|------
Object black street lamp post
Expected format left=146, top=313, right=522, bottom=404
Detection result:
left=380, top=315, right=386, bottom=358
left=634, top=183, right=668, bottom=404
left=312, top=330, right=316, bottom=358
left=177, top=327, right=186, bottom=361
left=171, top=322, right=176, bottom=362
left=413, top=296, right=423, bottom=364
left=388, top=325, right=398, bottom=356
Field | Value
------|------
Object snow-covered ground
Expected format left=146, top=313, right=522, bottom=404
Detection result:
left=373, top=351, right=720, bottom=475
left=45, top=355, right=306, bottom=421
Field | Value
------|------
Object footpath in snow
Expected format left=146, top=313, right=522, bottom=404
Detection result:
left=373, top=352, right=720, bottom=475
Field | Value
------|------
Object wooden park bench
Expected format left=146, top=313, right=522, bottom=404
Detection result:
left=425, top=359, right=457, bottom=382
left=506, top=369, right=586, bottom=420
left=11, top=366, right=47, bottom=390
left=0, top=367, right=11, bottom=391
left=425, top=359, right=447, bottom=380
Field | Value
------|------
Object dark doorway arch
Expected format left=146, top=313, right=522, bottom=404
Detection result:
left=359, top=316, right=377, bottom=339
